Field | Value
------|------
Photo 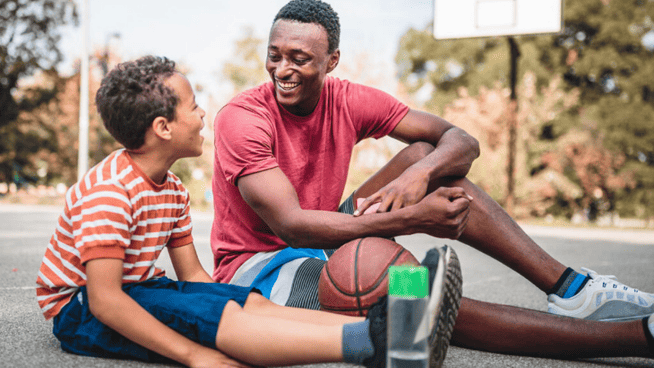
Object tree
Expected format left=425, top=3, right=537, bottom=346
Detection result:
left=0, top=0, right=77, bottom=185
left=554, top=0, right=654, bottom=220
left=395, top=0, right=654, bottom=221
left=221, top=27, right=268, bottom=93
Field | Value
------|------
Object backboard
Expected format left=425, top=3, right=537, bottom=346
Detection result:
left=433, top=0, right=563, bottom=39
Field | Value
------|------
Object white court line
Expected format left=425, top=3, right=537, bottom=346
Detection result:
left=1, top=232, right=53, bottom=239
left=0, top=286, right=37, bottom=290
left=521, top=225, right=654, bottom=245
left=462, top=276, right=503, bottom=288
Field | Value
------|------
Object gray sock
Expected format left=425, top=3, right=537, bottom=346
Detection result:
left=342, top=320, right=374, bottom=364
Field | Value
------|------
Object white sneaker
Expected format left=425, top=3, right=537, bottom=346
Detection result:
left=548, top=268, right=654, bottom=322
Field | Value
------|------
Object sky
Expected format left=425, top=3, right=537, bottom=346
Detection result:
left=60, top=0, right=435, bottom=102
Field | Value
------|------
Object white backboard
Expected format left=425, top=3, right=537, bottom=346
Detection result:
left=433, top=0, right=563, bottom=39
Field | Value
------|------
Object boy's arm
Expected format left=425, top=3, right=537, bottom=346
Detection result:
left=85, top=258, right=250, bottom=368
left=168, top=242, right=215, bottom=283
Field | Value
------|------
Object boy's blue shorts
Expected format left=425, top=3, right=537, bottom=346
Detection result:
left=52, top=276, right=257, bottom=363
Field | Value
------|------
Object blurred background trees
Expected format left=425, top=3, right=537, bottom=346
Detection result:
left=396, top=0, right=654, bottom=223
left=1, top=0, right=652, bottom=225
left=0, top=0, right=78, bottom=187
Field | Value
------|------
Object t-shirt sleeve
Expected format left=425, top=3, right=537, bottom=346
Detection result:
left=75, top=182, right=132, bottom=264
left=214, top=103, right=278, bottom=185
left=346, top=83, right=410, bottom=141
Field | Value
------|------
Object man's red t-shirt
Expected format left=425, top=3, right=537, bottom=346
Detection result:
left=211, top=76, right=409, bottom=282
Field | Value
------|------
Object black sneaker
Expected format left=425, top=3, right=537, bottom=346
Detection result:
left=422, top=245, right=463, bottom=368
left=364, top=295, right=388, bottom=368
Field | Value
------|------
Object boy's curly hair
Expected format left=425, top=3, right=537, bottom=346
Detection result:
left=274, top=0, right=340, bottom=54
left=95, top=56, right=178, bottom=150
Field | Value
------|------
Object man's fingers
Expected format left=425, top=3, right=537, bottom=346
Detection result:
left=437, top=186, right=473, bottom=202
left=354, top=195, right=381, bottom=216
left=449, top=195, right=471, bottom=214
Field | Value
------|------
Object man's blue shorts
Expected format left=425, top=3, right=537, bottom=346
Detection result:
left=52, top=276, right=256, bottom=363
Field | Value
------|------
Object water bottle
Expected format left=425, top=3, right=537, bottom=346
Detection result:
left=387, top=265, right=430, bottom=368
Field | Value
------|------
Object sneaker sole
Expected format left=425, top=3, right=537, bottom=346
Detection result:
left=428, top=246, right=463, bottom=368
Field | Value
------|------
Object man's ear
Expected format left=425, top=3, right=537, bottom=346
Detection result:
left=151, top=116, right=173, bottom=141
left=327, top=49, right=340, bottom=73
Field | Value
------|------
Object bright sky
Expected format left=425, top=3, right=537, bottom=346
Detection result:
left=60, top=0, right=434, bottom=102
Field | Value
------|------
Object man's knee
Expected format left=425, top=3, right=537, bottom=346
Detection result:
left=243, top=292, right=274, bottom=313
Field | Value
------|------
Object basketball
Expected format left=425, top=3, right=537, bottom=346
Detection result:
left=318, top=237, right=420, bottom=316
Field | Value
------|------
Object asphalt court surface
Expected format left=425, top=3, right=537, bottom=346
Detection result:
left=1, top=204, right=653, bottom=367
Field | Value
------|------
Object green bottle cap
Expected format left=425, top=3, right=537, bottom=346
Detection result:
left=388, top=265, right=428, bottom=299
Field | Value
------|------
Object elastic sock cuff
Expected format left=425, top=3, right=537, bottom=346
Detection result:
left=642, top=317, right=654, bottom=352
left=546, top=267, right=574, bottom=295
left=342, top=320, right=374, bottom=364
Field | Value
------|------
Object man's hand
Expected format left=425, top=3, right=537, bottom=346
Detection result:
left=415, top=186, right=473, bottom=240
left=354, top=165, right=430, bottom=216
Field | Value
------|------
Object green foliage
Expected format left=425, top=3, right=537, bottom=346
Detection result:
left=221, top=27, right=268, bottom=93
left=396, top=0, right=654, bottom=221
left=0, top=0, right=77, bottom=185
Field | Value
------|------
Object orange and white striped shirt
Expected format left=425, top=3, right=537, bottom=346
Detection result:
left=36, top=149, right=193, bottom=320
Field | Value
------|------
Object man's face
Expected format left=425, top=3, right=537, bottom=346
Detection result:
left=266, top=19, right=339, bottom=116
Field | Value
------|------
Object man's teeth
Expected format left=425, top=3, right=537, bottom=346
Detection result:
left=278, top=81, right=299, bottom=90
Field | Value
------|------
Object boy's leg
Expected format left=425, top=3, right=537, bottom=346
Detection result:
left=242, top=291, right=363, bottom=325
left=216, top=300, right=345, bottom=366
left=52, top=278, right=255, bottom=364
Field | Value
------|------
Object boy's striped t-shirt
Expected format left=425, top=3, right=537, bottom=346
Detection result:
left=36, top=149, right=194, bottom=320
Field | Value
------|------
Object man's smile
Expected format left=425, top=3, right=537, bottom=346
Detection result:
left=276, top=79, right=301, bottom=91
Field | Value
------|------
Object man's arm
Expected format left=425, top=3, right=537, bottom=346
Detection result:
left=356, top=109, right=480, bottom=214
left=85, top=258, right=250, bottom=368
left=238, top=167, right=472, bottom=249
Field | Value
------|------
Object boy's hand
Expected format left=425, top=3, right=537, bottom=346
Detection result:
left=188, top=345, right=255, bottom=368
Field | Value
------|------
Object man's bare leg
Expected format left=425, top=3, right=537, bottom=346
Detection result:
left=353, top=142, right=565, bottom=292
left=353, top=143, right=653, bottom=358
left=453, top=297, right=653, bottom=358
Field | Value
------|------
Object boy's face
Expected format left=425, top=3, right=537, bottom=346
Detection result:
left=165, top=73, right=205, bottom=158
left=266, top=19, right=339, bottom=116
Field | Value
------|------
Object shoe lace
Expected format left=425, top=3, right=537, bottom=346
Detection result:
left=581, top=267, right=640, bottom=293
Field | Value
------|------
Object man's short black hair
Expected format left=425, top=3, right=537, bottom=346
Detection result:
left=95, top=55, right=178, bottom=150
left=274, top=0, right=340, bottom=54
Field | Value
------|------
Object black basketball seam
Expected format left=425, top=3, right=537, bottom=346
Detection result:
left=322, top=240, right=410, bottom=313
left=321, top=305, right=365, bottom=312
left=364, top=247, right=407, bottom=294
left=324, top=241, right=407, bottom=298
left=324, top=238, right=365, bottom=297
left=354, top=238, right=364, bottom=316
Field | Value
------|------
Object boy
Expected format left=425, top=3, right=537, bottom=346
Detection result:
left=35, top=55, right=459, bottom=368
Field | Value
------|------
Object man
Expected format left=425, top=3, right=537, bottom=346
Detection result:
left=211, top=0, right=654, bottom=359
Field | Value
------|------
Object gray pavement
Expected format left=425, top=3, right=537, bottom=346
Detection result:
left=1, top=204, right=653, bottom=367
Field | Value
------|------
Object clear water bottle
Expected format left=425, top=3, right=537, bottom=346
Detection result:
left=387, top=265, right=429, bottom=368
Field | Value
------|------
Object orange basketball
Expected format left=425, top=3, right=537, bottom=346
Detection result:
left=318, top=237, right=419, bottom=316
